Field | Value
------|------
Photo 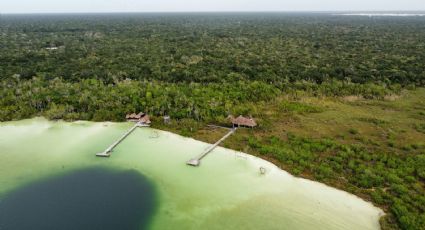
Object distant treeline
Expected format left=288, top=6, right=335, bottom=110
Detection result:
left=1, top=13, right=424, bottom=86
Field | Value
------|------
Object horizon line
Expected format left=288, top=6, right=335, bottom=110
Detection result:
left=2, top=10, right=425, bottom=15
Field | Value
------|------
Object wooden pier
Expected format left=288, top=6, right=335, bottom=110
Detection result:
left=186, top=128, right=237, bottom=166
left=96, top=122, right=146, bottom=157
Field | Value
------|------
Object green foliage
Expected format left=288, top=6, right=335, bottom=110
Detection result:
left=1, top=13, right=424, bottom=230
left=415, top=154, right=425, bottom=180
left=358, top=117, right=389, bottom=126
left=247, top=134, right=425, bottom=230
left=348, top=128, right=359, bottom=135
left=279, top=80, right=398, bottom=99
left=1, top=14, right=424, bottom=86
left=0, top=77, right=278, bottom=122
left=279, top=101, right=323, bottom=114
left=414, top=123, right=425, bottom=134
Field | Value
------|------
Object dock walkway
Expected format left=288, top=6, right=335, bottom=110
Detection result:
left=96, top=122, right=147, bottom=157
left=187, top=128, right=237, bottom=166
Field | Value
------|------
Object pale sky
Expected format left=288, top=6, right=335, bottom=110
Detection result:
left=1, top=0, right=424, bottom=14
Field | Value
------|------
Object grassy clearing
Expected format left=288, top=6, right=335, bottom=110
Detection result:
left=153, top=88, right=425, bottom=230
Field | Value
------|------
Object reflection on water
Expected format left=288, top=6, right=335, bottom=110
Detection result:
left=0, top=168, right=156, bottom=230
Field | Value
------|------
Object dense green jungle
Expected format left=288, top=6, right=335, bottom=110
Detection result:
left=1, top=13, right=424, bottom=229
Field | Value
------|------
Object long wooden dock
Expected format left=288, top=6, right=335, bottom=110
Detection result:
left=186, top=128, right=237, bottom=166
left=96, top=122, right=146, bottom=157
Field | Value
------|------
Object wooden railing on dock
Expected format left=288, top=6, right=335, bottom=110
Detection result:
left=96, top=123, right=143, bottom=157
left=186, top=128, right=237, bottom=166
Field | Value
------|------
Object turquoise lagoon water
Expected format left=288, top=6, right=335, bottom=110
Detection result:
left=0, top=118, right=383, bottom=230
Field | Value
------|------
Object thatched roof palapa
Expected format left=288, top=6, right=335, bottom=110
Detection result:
left=126, top=112, right=145, bottom=120
left=139, top=115, right=151, bottom=124
left=228, top=115, right=257, bottom=128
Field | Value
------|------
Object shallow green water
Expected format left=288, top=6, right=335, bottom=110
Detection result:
left=0, top=118, right=384, bottom=230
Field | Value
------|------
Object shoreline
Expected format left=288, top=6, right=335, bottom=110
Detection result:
left=0, top=117, right=385, bottom=225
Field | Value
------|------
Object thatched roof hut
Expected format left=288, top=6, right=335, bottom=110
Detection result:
left=126, top=112, right=145, bottom=121
left=139, top=115, right=151, bottom=124
left=126, top=112, right=147, bottom=123
left=228, top=115, right=257, bottom=128
left=126, top=113, right=136, bottom=119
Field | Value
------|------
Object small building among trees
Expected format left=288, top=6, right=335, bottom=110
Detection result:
left=228, top=115, right=257, bottom=128
left=126, top=112, right=151, bottom=125
left=139, top=115, right=151, bottom=125
left=126, top=112, right=145, bottom=122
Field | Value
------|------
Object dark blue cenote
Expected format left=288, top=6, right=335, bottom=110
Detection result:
left=0, top=167, right=156, bottom=230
